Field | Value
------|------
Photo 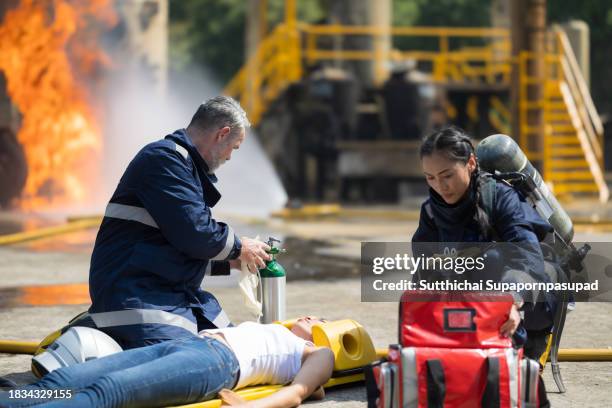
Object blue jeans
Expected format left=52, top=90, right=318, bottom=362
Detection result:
left=0, top=336, right=239, bottom=408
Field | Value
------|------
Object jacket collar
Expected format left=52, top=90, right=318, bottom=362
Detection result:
left=427, top=177, right=477, bottom=241
left=165, top=129, right=218, bottom=181
left=165, top=129, right=221, bottom=207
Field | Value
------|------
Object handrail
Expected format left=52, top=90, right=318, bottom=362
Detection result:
left=224, top=24, right=513, bottom=125
left=557, top=31, right=604, bottom=138
left=556, top=32, right=605, bottom=189
left=559, top=56, right=603, bottom=161
left=224, top=24, right=299, bottom=124
left=224, top=21, right=606, bottom=202
left=300, top=24, right=510, bottom=85
left=559, top=81, right=609, bottom=202
left=535, top=30, right=608, bottom=202
left=300, top=24, right=509, bottom=38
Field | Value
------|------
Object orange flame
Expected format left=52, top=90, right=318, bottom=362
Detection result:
left=0, top=0, right=116, bottom=210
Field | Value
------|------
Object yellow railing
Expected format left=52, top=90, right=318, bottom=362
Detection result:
left=301, top=25, right=510, bottom=85
left=489, top=95, right=511, bottom=135
left=518, top=31, right=607, bottom=201
left=224, top=22, right=606, bottom=201
left=224, top=23, right=301, bottom=125
left=224, top=24, right=512, bottom=126
left=517, top=50, right=548, bottom=163
left=554, top=30, right=608, bottom=201
left=556, top=31, right=604, bottom=162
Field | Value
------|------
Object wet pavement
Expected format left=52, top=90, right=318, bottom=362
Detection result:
left=0, top=209, right=612, bottom=407
left=0, top=283, right=90, bottom=308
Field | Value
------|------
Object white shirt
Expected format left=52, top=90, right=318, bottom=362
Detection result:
left=200, top=322, right=311, bottom=389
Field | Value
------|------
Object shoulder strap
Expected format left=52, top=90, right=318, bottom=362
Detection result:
left=364, top=362, right=382, bottom=408
left=426, top=359, right=446, bottom=408
left=477, top=174, right=500, bottom=241
left=479, top=174, right=496, bottom=223
left=481, top=356, right=501, bottom=408
left=424, top=202, right=434, bottom=220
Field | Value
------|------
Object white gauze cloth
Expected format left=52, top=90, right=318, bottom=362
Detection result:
left=238, top=259, right=263, bottom=320
left=237, top=236, right=263, bottom=320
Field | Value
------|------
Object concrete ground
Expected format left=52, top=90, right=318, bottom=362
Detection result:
left=1, top=210, right=611, bottom=407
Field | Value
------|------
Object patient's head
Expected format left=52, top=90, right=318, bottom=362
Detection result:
left=290, top=316, right=327, bottom=341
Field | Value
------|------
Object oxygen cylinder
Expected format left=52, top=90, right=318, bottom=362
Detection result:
left=260, top=237, right=286, bottom=323
left=476, top=134, right=574, bottom=244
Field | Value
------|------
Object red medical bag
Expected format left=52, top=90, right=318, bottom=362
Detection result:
left=365, top=291, right=540, bottom=408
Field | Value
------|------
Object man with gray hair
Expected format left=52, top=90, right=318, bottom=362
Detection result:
left=79, top=96, right=270, bottom=349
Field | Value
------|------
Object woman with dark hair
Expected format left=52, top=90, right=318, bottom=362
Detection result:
left=412, top=126, right=556, bottom=358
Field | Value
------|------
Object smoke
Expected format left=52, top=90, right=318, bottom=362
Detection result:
left=101, top=64, right=287, bottom=219
left=215, top=127, right=289, bottom=218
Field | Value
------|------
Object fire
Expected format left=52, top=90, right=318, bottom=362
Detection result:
left=0, top=0, right=116, bottom=210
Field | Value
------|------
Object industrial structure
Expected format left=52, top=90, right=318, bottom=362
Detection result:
left=225, top=0, right=607, bottom=204
left=0, top=0, right=606, bottom=207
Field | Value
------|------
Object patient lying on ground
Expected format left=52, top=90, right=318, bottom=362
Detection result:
left=0, top=316, right=334, bottom=408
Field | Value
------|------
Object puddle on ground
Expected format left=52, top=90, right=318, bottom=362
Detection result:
left=278, top=237, right=360, bottom=281
left=0, top=218, right=363, bottom=309
left=0, top=283, right=90, bottom=308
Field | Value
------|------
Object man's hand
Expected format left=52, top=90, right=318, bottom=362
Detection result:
left=239, top=237, right=271, bottom=274
left=500, top=304, right=521, bottom=338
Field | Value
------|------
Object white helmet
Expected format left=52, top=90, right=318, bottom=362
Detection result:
left=32, top=327, right=122, bottom=376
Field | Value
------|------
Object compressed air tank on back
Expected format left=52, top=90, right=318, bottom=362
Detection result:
left=476, top=134, right=574, bottom=244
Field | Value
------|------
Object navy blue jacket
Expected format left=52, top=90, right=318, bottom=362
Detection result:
left=412, top=177, right=556, bottom=332
left=86, top=129, right=241, bottom=348
left=412, top=178, right=556, bottom=334
left=413, top=178, right=551, bottom=245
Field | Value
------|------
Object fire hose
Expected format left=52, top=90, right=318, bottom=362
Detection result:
left=1, top=341, right=611, bottom=362
left=0, top=217, right=101, bottom=246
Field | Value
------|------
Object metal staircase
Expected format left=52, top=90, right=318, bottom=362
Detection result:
left=520, top=31, right=608, bottom=201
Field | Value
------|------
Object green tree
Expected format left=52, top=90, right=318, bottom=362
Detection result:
left=169, top=0, right=324, bottom=83
left=170, top=0, right=611, bottom=117
left=407, top=0, right=489, bottom=27
left=169, top=0, right=246, bottom=82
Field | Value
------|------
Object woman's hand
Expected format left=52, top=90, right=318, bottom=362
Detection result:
left=499, top=304, right=521, bottom=338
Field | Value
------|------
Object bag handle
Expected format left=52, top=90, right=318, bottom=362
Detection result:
left=426, top=359, right=446, bottom=408
left=364, top=361, right=382, bottom=408
left=481, top=356, right=501, bottom=408
left=425, top=356, right=503, bottom=408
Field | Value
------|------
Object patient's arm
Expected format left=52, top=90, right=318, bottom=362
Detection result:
left=305, top=386, right=325, bottom=401
left=247, top=345, right=334, bottom=408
